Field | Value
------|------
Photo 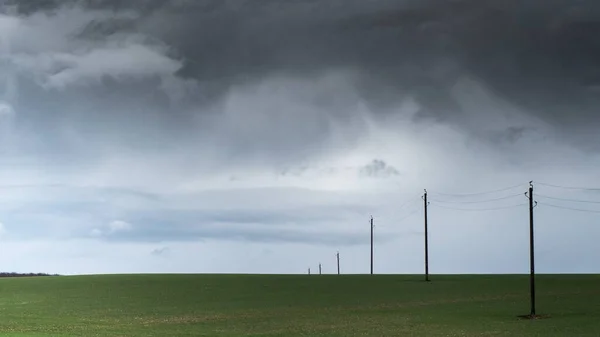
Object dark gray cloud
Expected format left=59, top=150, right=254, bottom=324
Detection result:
left=3, top=0, right=600, bottom=169
left=150, top=246, right=170, bottom=256
left=359, top=159, right=400, bottom=178
left=138, top=2, right=600, bottom=132
left=5, top=0, right=600, bottom=159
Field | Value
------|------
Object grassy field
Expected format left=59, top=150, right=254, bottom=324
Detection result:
left=0, top=274, right=599, bottom=336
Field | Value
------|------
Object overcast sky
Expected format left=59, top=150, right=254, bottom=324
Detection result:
left=1, top=0, right=599, bottom=275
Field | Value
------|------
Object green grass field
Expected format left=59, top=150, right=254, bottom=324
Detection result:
left=0, top=274, right=599, bottom=336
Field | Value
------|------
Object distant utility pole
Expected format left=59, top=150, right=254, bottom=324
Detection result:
left=319, top=263, right=322, bottom=275
left=422, top=189, right=430, bottom=282
left=526, top=181, right=538, bottom=317
left=336, top=251, right=340, bottom=275
left=308, top=268, right=311, bottom=275
left=370, top=216, right=374, bottom=275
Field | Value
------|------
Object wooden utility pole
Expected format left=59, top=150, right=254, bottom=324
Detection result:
left=336, top=251, right=340, bottom=275
left=423, top=189, right=430, bottom=282
left=527, top=181, right=537, bottom=317
left=308, top=268, right=311, bottom=275
left=319, top=263, right=322, bottom=275
left=370, top=216, right=374, bottom=275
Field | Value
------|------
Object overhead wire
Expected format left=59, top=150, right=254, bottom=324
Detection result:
left=386, top=195, right=422, bottom=225
left=537, top=202, right=600, bottom=214
left=429, top=202, right=528, bottom=212
left=535, top=181, right=600, bottom=192
left=429, top=193, right=523, bottom=204
left=535, top=194, right=600, bottom=204
left=397, top=196, right=421, bottom=212
left=427, top=182, right=528, bottom=197
left=397, top=207, right=421, bottom=222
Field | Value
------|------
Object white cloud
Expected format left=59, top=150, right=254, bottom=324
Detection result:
left=0, top=6, right=137, bottom=54
left=0, top=222, right=7, bottom=238
left=2, top=6, right=183, bottom=90
left=108, top=220, right=133, bottom=233
left=89, top=228, right=103, bottom=237
left=88, top=220, right=133, bottom=238
left=13, top=43, right=182, bottom=89
left=0, top=101, right=14, bottom=116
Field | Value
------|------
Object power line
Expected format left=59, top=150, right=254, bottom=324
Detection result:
left=428, top=182, right=527, bottom=197
left=536, top=194, right=600, bottom=204
left=430, top=202, right=528, bottom=212
left=397, top=196, right=421, bottom=212
left=397, top=207, right=420, bottom=222
left=429, top=193, right=523, bottom=204
left=538, top=202, right=600, bottom=214
left=536, top=182, right=600, bottom=192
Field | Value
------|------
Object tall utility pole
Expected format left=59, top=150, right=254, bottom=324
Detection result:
left=423, top=189, right=430, bottom=282
left=527, top=181, right=537, bottom=317
left=370, top=216, right=374, bottom=275
left=319, top=263, right=322, bottom=275
left=308, top=268, right=311, bottom=275
left=336, top=251, right=340, bottom=275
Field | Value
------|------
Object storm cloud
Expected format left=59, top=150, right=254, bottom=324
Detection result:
left=4, top=0, right=600, bottom=151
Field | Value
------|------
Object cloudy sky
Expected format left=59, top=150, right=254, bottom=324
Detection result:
left=0, top=0, right=599, bottom=275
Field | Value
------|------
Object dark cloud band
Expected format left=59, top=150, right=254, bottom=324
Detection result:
left=4, top=0, right=600, bottom=155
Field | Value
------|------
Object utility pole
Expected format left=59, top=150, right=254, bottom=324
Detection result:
left=423, top=189, right=430, bottom=282
left=370, top=216, right=374, bottom=275
left=319, top=263, right=322, bottom=275
left=527, top=181, right=537, bottom=317
left=336, top=251, right=340, bottom=275
left=308, top=268, right=311, bottom=275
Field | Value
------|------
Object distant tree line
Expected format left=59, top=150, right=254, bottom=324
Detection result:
left=0, top=272, right=59, bottom=277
